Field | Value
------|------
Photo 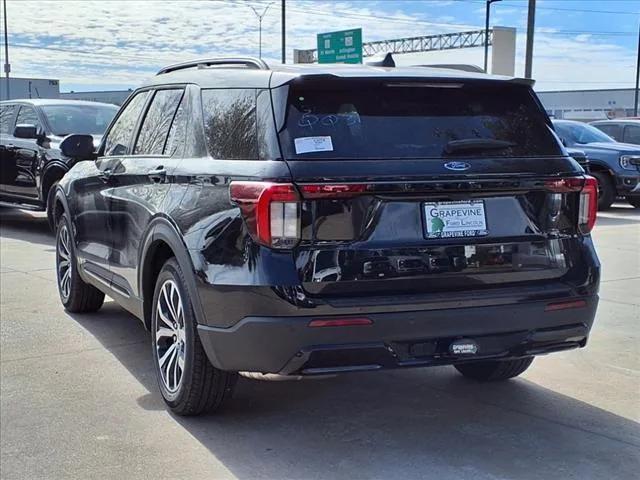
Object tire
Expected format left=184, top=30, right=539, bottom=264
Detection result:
left=454, top=357, right=534, bottom=382
left=626, top=196, right=640, bottom=208
left=151, top=258, right=237, bottom=416
left=56, top=214, right=105, bottom=312
left=591, top=171, right=615, bottom=210
left=46, top=181, right=60, bottom=232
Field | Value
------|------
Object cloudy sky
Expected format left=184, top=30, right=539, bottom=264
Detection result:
left=2, top=0, right=638, bottom=92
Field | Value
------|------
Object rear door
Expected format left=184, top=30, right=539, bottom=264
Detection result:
left=106, top=86, right=187, bottom=300
left=274, top=78, right=586, bottom=298
left=0, top=103, right=18, bottom=195
left=5, top=105, right=42, bottom=199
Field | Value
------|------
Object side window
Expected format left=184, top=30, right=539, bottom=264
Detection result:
left=15, top=106, right=40, bottom=129
left=103, top=91, right=150, bottom=156
left=164, top=97, right=188, bottom=156
left=624, top=125, right=640, bottom=144
left=596, top=124, right=622, bottom=141
left=0, top=104, right=16, bottom=134
left=134, top=89, right=183, bottom=155
left=202, top=89, right=257, bottom=160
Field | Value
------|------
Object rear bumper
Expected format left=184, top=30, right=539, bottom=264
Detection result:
left=198, top=295, right=598, bottom=374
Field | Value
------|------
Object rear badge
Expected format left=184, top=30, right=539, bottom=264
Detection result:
left=450, top=339, right=479, bottom=355
left=444, top=161, right=471, bottom=171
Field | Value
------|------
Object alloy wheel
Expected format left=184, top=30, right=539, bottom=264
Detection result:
left=57, top=224, right=72, bottom=302
left=155, top=280, right=186, bottom=393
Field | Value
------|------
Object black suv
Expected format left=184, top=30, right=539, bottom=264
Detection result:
left=53, top=58, right=600, bottom=415
left=0, top=99, right=118, bottom=228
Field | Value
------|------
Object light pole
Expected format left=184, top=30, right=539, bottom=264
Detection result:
left=247, top=2, right=275, bottom=59
left=2, top=0, right=10, bottom=100
left=484, top=0, right=501, bottom=73
left=634, top=21, right=639, bottom=117
left=524, top=0, right=536, bottom=79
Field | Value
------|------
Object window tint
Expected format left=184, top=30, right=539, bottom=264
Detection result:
left=134, top=89, right=183, bottom=155
left=41, top=104, right=117, bottom=136
left=279, top=80, right=563, bottom=159
left=15, top=106, right=40, bottom=128
left=0, top=104, right=16, bottom=134
left=202, top=89, right=258, bottom=160
left=104, top=91, right=150, bottom=156
left=595, top=124, right=622, bottom=141
left=164, top=96, right=188, bottom=156
left=624, top=125, right=640, bottom=144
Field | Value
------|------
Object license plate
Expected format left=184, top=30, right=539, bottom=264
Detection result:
left=423, top=200, right=488, bottom=239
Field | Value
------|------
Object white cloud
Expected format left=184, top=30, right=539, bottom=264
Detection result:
left=3, top=0, right=636, bottom=91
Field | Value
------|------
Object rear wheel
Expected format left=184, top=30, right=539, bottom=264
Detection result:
left=46, top=181, right=60, bottom=232
left=56, top=214, right=105, bottom=312
left=591, top=171, right=615, bottom=210
left=626, top=196, right=640, bottom=208
left=454, top=357, right=534, bottom=381
left=151, top=258, right=237, bottom=415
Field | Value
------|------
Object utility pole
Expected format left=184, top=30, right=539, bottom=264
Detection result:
left=281, top=0, right=286, bottom=63
left=247, top=2, right=274, bottom=59
left=635, top=21, right=639, bottom=116
left=2, top=0, right=9, bottom=100
left=524, top=0, right=536, bottom=79
left=484, top=0, right=501, bottom=73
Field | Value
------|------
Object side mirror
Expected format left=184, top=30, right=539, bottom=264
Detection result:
left=13, top=124, right=39, bottom=139
left=60, top=134, right=96, bottom=159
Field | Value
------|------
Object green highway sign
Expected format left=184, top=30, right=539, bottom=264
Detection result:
left=317, top=28, right=363, bottom=64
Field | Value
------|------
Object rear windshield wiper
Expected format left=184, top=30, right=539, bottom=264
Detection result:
left=444, top=138, right=517, bottom=155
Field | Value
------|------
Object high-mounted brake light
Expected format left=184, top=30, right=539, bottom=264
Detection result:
left=230, top=182, right=300, bottom=248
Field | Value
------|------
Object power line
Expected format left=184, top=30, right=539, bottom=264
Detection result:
left=468, top=0, right=639, bottom=15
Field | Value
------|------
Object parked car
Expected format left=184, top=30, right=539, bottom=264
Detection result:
left=0, top=99, right=118, bottom=228
left=552, top=119, right=640, bottom=209
left=566, top=147, right=590, bottom=172
left=53, top=58, right=600, bottom=415
left=591, top=119, right=640, bottom=145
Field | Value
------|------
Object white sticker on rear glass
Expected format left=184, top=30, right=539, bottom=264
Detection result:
left=294, top=136, right=334, bottom=154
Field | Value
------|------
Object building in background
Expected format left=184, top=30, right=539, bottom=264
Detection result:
left=537, top=88, right=635, bottom=122
left=0, top=77, right=60, bottom=100
left=60, top=89, right=132, bottom=106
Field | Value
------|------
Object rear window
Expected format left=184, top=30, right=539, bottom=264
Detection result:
left=278, top=79, right=563, bottom=159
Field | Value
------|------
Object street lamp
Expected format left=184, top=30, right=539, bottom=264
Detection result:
left=484, top=0, right=502, bottom=73
left=247, top=2, right=275, bottom=59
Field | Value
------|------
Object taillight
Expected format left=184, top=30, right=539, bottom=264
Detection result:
left=579, top=176, right=598, bottom=234
left=545, top=176, right=597, bottom=234
left=229, top=182, right=300, bottom=248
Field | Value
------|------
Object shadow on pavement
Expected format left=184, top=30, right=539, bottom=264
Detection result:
left=67, top=302, right=640, bottom=480
left=0, top=207, right=54, bottom=247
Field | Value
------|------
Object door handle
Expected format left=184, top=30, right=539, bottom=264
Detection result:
left=148, top=166, right=167, bottom=183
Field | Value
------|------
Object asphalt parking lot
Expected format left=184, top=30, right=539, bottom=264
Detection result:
left=0, top=205, right=638, bottom=480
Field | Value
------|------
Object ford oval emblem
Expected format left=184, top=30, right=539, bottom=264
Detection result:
left=444, top=161, right=471, bottom=171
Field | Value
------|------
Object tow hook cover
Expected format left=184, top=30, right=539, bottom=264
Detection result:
left=450, top=339, right=479, bottom=355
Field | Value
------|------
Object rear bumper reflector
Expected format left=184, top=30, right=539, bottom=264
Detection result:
left=308, top=317, right=373, bottom=328
left=544, top=299, right=587, bottom=312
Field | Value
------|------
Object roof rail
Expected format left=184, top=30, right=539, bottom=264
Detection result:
left=157, top=57, right=269, bottom=75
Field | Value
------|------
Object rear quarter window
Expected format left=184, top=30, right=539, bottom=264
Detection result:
left=202, top=89, right=258, bottom=160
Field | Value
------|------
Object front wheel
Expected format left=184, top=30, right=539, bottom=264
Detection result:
left=591, top=171, right=615, bottom=210
left=454, top=357, right=534, bottom=381
left=626, top=196, right=640, bottom=208
left=151, top=258, right=237, bottom=415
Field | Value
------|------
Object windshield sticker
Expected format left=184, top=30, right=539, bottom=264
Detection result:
left=294, top=136, right=334, bottom=154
